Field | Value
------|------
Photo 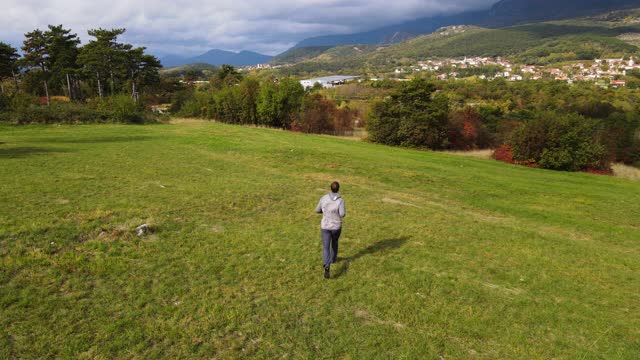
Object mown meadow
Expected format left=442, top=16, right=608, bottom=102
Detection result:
left=1, top=121, right=638, bottom=358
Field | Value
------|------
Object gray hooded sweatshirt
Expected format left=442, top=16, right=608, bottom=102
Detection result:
left=315, top=192, right=346, bottom=230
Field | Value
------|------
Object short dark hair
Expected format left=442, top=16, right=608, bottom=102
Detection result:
left=331, top=181, right=340, bottom=193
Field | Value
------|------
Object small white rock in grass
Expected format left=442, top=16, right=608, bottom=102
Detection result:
left=136, top=224, right=149, bottom=237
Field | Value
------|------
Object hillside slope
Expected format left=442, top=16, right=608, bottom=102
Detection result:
left=285, top=13, right=640, bottom=73
left=0, top=122, right=638, bottom=358
left=293, top=0, right=640, bottom=48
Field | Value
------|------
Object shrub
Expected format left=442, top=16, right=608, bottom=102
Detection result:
left=10, top=92, right=39, bottom=112
left=6, top=102, right=109, bottom=124
left=493, top=144, right=514, bottom=163
left=257, top=78, right=305, bottom=129
left=293, top=94, right=354, bottom=135
left=0, top=93, right=8, bottom=112
left=236, top=77, right=260, bottom=125
left=599, top=112, right=640, bottom=165
left=509, top=112, right=609, bottom=171
left=178, top=91, right=213, bottom=118
left=214, top=86, right=241, bottom=123
left=447, top=107, right=494, bottom=150
left=1, top=94, right=153, bottom=124
left=367, top=79, right=449, bottom=148
left=170, top=89, right=195, bottom=114
left=103, top=95, right=145, bottom=123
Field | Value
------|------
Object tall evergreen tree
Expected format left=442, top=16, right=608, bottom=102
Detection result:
left=21, top=29, right=50, bottom=103
left=0, top=42, right=20, bottom=92
left=77, top=28, right=130, bottom=97
left=126, top=47, right=161, bottom=100
left=44, top=25, right=80, bottom=98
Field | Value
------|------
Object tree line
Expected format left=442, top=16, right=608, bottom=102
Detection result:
left=366, top=78, right=640, bottom=171
left=0, top=25, right=161, bottom=104
left=173, top=67, right=356, bottom=135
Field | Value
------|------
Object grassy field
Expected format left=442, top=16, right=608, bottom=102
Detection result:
left=1, top=121, right=639, bottom=358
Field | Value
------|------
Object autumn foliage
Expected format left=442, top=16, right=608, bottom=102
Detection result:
left=292, top=94, right=354, bottom=135
left=447, top=107, right=493, bottom=150
left=492, top=144, right=514, bottom=163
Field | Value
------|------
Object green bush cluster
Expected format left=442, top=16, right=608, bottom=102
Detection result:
left=0, top=93, right=151, bottom=124
left=98, top=95, right=146, bottom=124
left=173, top=76, right=353, bottom=134
left=440, top=79, right=640, bottom=167
left=0, top=93, right=9, bottom=112
left=367, top=79, right=450, bottom=148
left=179, top=77, right=304, bottom=129
left=363, top=78, right=639, bottom=171
left=509, top=113, right=608, bottom=171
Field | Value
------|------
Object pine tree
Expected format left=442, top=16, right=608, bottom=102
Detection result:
left=21, top=29, right=50, bottom=104
left=0, top=42, right=20, bottom=92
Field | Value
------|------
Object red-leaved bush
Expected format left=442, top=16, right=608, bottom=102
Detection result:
left=492, top=144, right=514, bottom=163
left=292, top=94, right=354, bottom=135
left=447, top=107, right=493, bottom=150
left=584, top=168, right=613, bottom=176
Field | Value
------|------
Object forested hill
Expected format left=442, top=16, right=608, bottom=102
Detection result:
left=292, top=0, right=640, bottom=48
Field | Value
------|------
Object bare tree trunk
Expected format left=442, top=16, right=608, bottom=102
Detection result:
left=132, top=81, right=137, bottom=103
left=44, top=80, right=50, bottom=106
left=11, top=70, right=19, bottom=91
left=110, top=71, right=115, bottom=95
left=97, top=72, right=103, bottom=99
left=66, top=73, right=72, bottom=101
left=76, top=79, right=83, bottom=101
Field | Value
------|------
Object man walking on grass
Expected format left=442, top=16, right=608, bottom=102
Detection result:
left=315, top=181, right=346, bottom=279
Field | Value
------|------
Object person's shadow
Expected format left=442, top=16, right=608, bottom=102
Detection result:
left=332, top=236, right=409, bottom=278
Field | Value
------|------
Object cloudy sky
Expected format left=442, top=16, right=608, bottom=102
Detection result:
left=1, top=0, right=498, bottom=57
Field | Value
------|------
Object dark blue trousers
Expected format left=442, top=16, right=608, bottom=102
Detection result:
left=321, top=228, right=341, bottom=267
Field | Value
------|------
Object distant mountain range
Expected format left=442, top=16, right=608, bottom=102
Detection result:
left=293, top=0, right=640, bottom=48
left=160, top=0, right=640, bottom=68
left=161, top=49, right=273, bottom=68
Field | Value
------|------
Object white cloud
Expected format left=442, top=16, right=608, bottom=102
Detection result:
left=0, top=0, right=497, bottom=56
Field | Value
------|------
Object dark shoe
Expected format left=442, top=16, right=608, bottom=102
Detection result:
left=324, top=267, right=330, bottom=279
left=332, top=257, right=338, bottom=264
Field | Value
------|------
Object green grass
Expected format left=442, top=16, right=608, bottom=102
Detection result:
left=1, top=121, right=639, bottom=358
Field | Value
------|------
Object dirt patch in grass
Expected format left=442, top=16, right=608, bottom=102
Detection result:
left=382, top=197, right=422, bottom=208
left=536, top=225, right=593, bottom=242
left=468, top=211, right=514, bottom=225
left=355, top=309, right=405, bottom=330
left=482, top=282, right=525, bottom=296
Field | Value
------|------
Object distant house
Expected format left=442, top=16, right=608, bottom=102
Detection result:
left=611, top=80, right=626, bottom=88
left=299, top=75, right=360, bottom=89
